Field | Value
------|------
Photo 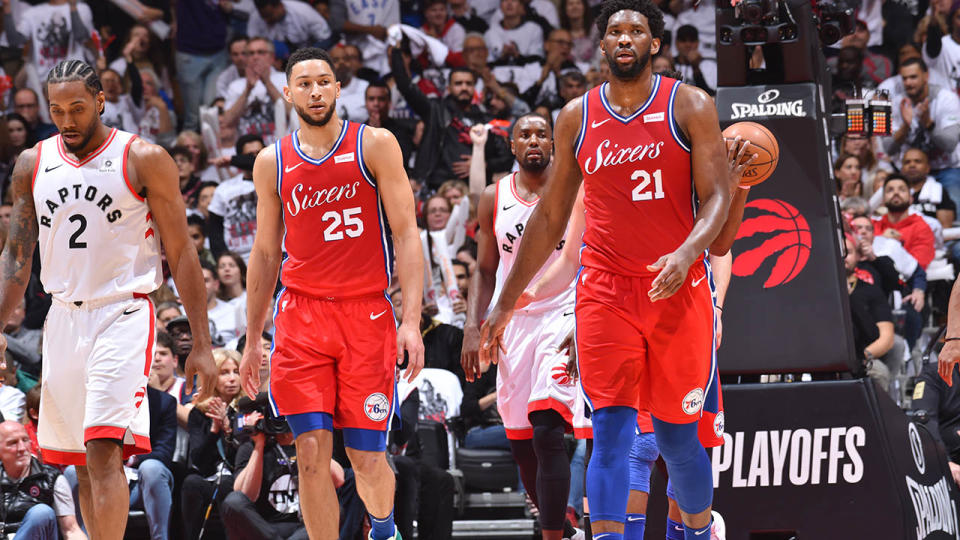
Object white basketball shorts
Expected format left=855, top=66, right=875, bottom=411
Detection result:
left=39, top=293, right=154, bottom=465
left=496, top=307, right=583, bottom=440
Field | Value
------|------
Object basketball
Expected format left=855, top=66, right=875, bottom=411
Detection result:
left=723, top=122, right=780, bottom=186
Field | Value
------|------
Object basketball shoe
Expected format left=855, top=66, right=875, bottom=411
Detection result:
left=711, top=510, right=726, bottom=540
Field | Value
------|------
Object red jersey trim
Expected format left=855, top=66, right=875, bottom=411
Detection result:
left=30, top=140, right=42, bottom=190
left=57, top=128, right=117, bottom=167
left=510, top=173, right=539, bottom=206
left=597, top=76, right=661, bottom=124
left=121, top=135, right=144, bottom=201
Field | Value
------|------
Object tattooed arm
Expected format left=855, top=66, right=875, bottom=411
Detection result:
left=0, top=148, right=40, bottom=365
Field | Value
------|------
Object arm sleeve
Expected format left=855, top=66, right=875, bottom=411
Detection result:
left=932, top=121, right=960, bottom=153
left=390, top=47, right=434, bottom=119
left=3, top=13, right=28, bottom=47
left=206, top=211, right=228, bottom=259
left=328, top=0, right=348, bottom=33
left=234, top=441, right=254, bottom=471
left=127, top=61, right=143, bottom=108
left=909, top=222, right=937, bottom=269
left=908, top=264, right=928, bottom=291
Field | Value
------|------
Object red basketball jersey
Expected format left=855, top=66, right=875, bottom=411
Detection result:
left=276, top=122, right=390, bottom=298
left=575, top=76, right=700, bottom=276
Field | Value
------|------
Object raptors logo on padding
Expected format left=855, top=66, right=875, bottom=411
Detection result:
left=732, top=199, right=811, bottom=288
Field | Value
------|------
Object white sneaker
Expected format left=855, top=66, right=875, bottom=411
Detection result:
left=566, top=528, right=585, bottom=540
left=710, top=510, right=727, bottom=540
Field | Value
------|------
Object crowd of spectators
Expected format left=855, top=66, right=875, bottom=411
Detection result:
left=4, top=0, right=960, bottom=536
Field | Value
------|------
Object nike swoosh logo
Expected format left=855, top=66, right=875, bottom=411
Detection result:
left=626, top=516, right=643, bottom=522
left=44, top=164, right=63, bottom=173
left=502, top=204, right=517, bottom=211
left=691, top=275, right=706, bottom=288
left=694, top=529, right=709, bottom=536
left=284, top=161, right=304, bottom=173
left=562, top=311, right=574, bottom=316
left=591, top=119, right=610, bottom=128
left=122, top=307, right=141, bottom=315
left=594, top=535, right=613, bottom=539
left=370, top=309, right=389, bottom=320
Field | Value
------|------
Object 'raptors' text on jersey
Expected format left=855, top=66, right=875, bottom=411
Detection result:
left=276, top=121, right=391, bottom=298
left=32, top=128, right=161, bottom=302
left=575, top=75, right=699, bottom=276
left=490, top=173, right=574, bottom=313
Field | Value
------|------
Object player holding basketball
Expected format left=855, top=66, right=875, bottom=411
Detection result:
left=461, top=113, right=582, bottom=540
left=239, top=47, right=424, bottom=540
left=0, top=60, right=216, bottom=540
left=480, top=0, right=732, bottom=537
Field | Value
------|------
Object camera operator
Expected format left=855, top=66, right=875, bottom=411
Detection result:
left=220, top=395, right=355, bottom=540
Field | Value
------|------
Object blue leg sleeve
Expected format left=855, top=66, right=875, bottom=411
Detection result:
left=585, top=406, right=636, bottom=523
left=651, top=416, right=713, bottom=515
left=628, top=431, right=659, bottom=493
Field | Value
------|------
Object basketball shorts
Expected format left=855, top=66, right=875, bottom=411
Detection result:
left=268, top=289, right=398, bottom=449
left=576, top=263, right=717, bottom=424
left=497, top=306, right=581, bottom=439
left=39, top=293, right=154, bottom=465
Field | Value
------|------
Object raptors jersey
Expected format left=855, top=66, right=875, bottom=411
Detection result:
left=490, top=173, right=574, bottom=313
left=277, top=122, right=390, bottom=298
left=32, top=128, right=161, bottom=302
left=575, top=76, right=700, bottom=276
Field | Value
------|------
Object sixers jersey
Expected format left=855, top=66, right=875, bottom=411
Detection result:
left=490, top=173, right=574, bottom=313
left=575, top=76, right=700, bottom=276
left=32, top=128, right=161, bottom=302
left=277, top=122, right=390, bottom=298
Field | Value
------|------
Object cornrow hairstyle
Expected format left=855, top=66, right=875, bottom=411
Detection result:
left=596, top=0, right=665, bottom=40
left=47, top=59, right=103, bottom=96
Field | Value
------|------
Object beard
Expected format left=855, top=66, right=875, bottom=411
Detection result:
left=886, top=200, right=910, bottom=213
left=605, top=47, right=650, bottom=80
left=61, top=119, right=100, bottom=153
left=295, top=100, right=336, bottom=127
left=519, top=154, right=549, bottom=173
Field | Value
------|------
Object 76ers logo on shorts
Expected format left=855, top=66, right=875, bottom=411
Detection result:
left=682, top=388, right=704, bottom=415
left=713, top=411, right=725, bottom=438
left=364, top=393, right=390, bottom=422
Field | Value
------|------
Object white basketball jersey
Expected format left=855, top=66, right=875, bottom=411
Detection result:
left=33, top=129, right=162, bottom=302
left=490, top=173, right=574, bottom=313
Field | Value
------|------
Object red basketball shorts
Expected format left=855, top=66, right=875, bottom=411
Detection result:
left=268, top=289, right=398, bottom=432
left=575, top=262, right=717, bottom=424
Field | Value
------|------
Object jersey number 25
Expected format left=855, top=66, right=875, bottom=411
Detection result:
left=321, top=207, right=364, bottom=241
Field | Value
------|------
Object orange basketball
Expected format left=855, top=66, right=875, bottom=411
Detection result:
left=722, top=121, right=779, bottom=186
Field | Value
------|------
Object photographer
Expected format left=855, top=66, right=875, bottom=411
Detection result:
left=220, top=395, right=358, bottom=540
left=181, top=348, right=244, bottom=540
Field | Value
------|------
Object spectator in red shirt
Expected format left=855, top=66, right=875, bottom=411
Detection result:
left=873, top=174, right=936, bottom=269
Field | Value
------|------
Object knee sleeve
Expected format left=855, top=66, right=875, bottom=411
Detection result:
left=628, top=432, right=659, bottom=493
left=530, top=410, right=571, bottom=530
left=652, top=417, right=713, bottom=514
left=586, top=406, right=636, bottom=523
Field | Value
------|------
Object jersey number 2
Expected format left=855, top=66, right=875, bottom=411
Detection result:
left=322, top=207, right=364, bottom=241
left=631, top=169, right=664, bottom=201
left=68, top=214, right=87, bottom=249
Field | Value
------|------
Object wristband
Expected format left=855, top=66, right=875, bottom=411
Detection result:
left=945, top=337, right=960, bottom=342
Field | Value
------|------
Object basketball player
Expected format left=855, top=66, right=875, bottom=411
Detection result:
left=461, top=113, right=581, bottom=540
left=238, top=47, right=424, bottom=540
left=479, top=0, right=732, bottom=536
left=0, top=60, right=216, bottom=540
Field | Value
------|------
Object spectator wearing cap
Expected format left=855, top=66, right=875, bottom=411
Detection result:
left=835, top=19, right=893, bottom=85
left=222, top=37, right=289, bottom=144
left=674, top=25, right=717, bottom=95
left=329, top=0, right=399, bottom=74
left=331, top=44, right=370, bottom=122
left=248, top=0, right=333, bottom=51
left=0, top=422, right=86, bottom=540
left=217, top=37, right=249, bottom=104
left=882, top=57, right=960, bottom=205
left=484, top=0, right=544, bottom=65
left=365, top=81, right=419, bottom=167
left=390, top=49, right=514, bottom=188
left=873, top=174, right=937, bottom=270
left=11, top=89, right=57, bottom=142
left=422, top=0, right=467, bottom=55
left=174, top=0, right=231, bottom=131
